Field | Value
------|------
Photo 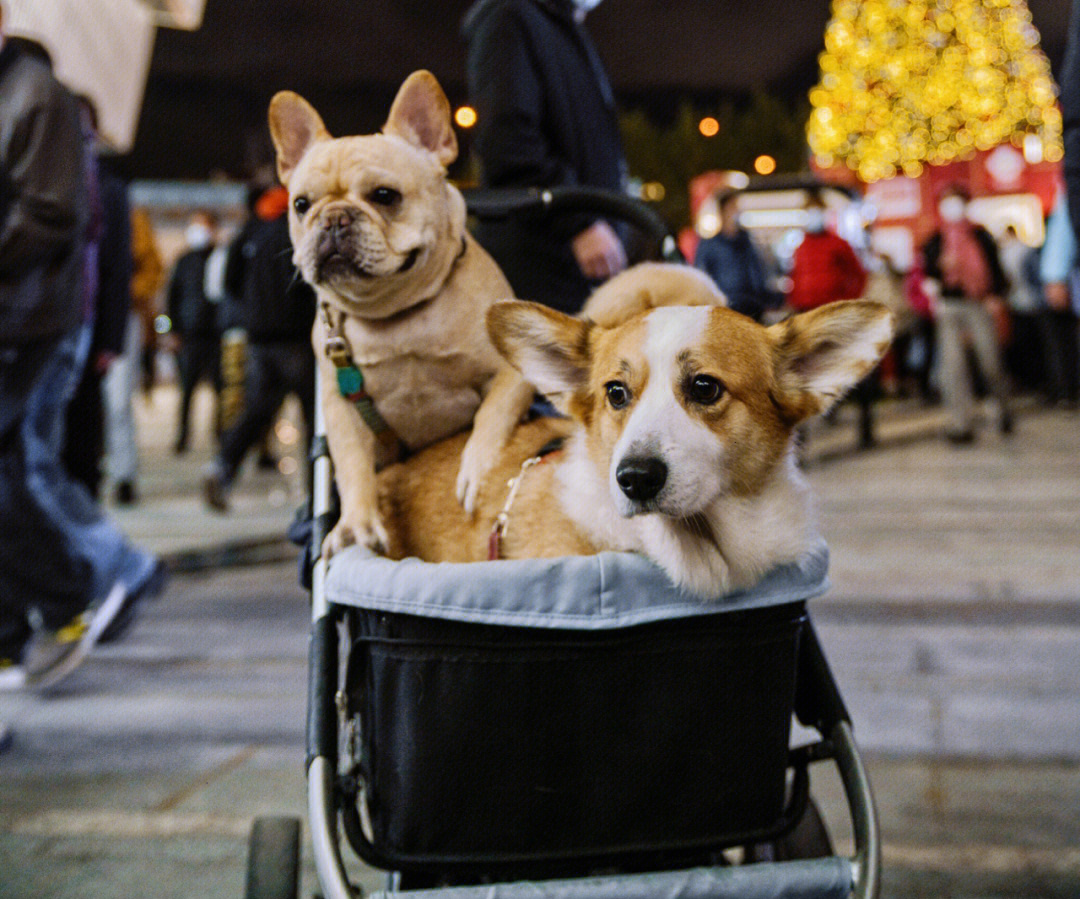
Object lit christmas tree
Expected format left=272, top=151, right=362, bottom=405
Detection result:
left=807, top=0, right=1062, bottom=182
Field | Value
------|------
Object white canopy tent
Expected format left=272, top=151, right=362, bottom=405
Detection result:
left=4, top=0, right=205, bottom=152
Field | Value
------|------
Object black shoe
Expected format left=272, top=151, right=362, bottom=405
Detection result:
left=0, top=722, right=13, bottom=754
left=999, top=411, right=1014, bottom=436
left=174, top=440, right=188, bottom=455
left=203, top=468, right=230, bottom=512
left=97, top=560, right=169, bottom=645
left=114, top=481, right=137, bottom=506
left=946, top=429, right=976, bottom=445
left=256, top=452, right=279, bottom=471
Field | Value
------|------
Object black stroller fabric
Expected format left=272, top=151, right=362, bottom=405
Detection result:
left=350, top=603, right=806, bottom=864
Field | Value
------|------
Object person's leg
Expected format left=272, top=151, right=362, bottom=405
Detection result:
left=21, top=326, right=159, bottom=607
left=1057, top=310, right=1080, bottom=404
left=61, top=364, right=105, bottom=498
left=283, top=342, right=316, bottom=490
left=0, top=337, right=96, bottom=682
left=175, top=342, right=196, bottom=452
left=964, top=299, right=1013, bottom=431
left=205, top=344, right=288, bottom=509
left=934, top=300, right=974, bottom=438
left=103, top=312, right=142, bottom=499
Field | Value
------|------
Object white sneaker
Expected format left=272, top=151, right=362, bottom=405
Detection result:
left=0, top=660, right=28, bottom=692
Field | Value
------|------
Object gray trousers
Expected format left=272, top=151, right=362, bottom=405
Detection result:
left=102, top=312, right=141, bottom=483
left=935, top=298, right=1011, bottom=434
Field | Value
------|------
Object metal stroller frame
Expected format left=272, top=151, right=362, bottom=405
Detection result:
left=244, top=188, right=881, bottom=899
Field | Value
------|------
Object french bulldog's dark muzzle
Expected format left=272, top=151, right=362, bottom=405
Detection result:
left=315, top=207, right=365, bottom=281
left=314, top=206, right=420, bottom=282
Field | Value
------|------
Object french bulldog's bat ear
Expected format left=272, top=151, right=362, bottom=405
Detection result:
left=268, top=91, right=331, bottom=186
left=384, top=70, right=458, bottom=168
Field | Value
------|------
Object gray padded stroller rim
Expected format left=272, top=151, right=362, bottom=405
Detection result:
left=324, top=542, right=829, bottom=630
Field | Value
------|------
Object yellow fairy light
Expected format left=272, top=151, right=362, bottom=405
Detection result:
left=808, top=0, right=1062, bottom=181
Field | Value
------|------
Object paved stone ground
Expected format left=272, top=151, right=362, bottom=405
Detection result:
left=1, top=396, right=1078, bottom=897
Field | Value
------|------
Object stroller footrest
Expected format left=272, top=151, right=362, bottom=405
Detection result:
left=368, top=857, right=853, bottom=899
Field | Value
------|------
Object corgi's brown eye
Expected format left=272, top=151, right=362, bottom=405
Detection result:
left=687, top=374, right=724, bottom=405
left=293, top=196, right=310, bottom=215
left=370, top=186, right=402, bottom=207
left=605, top=381, right=630, bottom=410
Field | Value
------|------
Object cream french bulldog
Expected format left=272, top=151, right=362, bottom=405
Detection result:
left=269, top=71, right=534, bottom=557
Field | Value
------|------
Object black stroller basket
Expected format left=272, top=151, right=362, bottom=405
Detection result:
left=282, top=188, right=880, bottom=899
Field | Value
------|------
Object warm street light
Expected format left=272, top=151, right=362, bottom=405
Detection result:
left=754, top=155, right=777, bottom=175
left=699, top=116, right=720, bottom=137
left=454, top=106, right=477, bottom=129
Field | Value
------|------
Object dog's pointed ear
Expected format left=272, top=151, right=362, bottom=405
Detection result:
left=487, top=301, right=591, bottom=401
left=268, top=91, right=331, bottom=186
left=769, top=300, right=895, bottom=421
left=384, top=70, right=458, bottom=168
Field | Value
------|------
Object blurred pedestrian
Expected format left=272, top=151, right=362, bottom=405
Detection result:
left=101, top=204, right=151, bottom=506
left=220, top=179, right=282, bottom=469
left=693, top=188, right=781, bottom=322
left=903, top=256, right=938, bottom=403
left=0, top=14, right=162, bottom=693
left=999, top=224, right=1048, bottom=396
left=62, top=96, right=130, bottom=499
left=1038, top=194, right=1080, bottom=409
left=167, top=209, right=222, bottom=454
left=202, top=185, right=316, bottom=511
left=1061, top=0, right=1080, bottom=252
left=863, top=251, right=914, bottom=397
left=921, top=184, right=1013, bottom=443
left=787, top=191, right=876, bottom=447
left=463, top=0, right=628, bottom=313
left=129, top=207, right=164, bottom=397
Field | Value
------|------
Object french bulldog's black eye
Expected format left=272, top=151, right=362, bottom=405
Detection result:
left=369, top=186, right=402, bottom=207
left=605, top=381, right=631, bottom=410
left=687, top=374, right=724, bottom=406
left=293, top=196, right=311, bottom=215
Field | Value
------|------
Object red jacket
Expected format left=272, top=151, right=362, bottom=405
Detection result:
left=787, top=231, right=867, bottom=311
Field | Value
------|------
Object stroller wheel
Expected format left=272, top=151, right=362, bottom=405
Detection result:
left=245, top=816, right=301, bottom=899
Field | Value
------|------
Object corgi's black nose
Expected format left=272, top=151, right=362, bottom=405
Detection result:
left=616, top=457, right=667, bottom=502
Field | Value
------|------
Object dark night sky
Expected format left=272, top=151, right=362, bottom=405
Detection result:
left=129, top=0, right=1074, bottom=178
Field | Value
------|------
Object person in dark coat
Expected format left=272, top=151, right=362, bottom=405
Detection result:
left=167, top=210, right=221, bottom=453
left=0, top=21, right=161, bottom=694
left=202, top=187, right=316, bottom=512
left=62, top=98, right=131, bottom=497
left=693, top=189, right=781, bottom=322
left=463, top=0, right=628, bottom=313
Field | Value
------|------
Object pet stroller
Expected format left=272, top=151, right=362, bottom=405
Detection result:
left=243, top=188, right=880, bottom=899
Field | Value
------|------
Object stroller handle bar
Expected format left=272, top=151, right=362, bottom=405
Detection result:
left=462, top=186, right=684, bottom=264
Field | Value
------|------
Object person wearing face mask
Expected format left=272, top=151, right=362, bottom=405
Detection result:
left=165, top=210, right=222, bottom=454
left=922, top=184, right=1013, bottom=443
left=786, top=190, right=875, bottom=446
left=786, top=190, right=868, bottom=313
left=462, top=0, right=628, bottom=314
left=694, top=188, right=782, bottom=322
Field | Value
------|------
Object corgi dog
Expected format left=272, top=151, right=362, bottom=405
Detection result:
left=375, top=265, right=894, bottom=596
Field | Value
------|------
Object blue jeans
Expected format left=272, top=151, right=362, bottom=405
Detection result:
left=22, top=324, right=157, bottom=605
left=0, top=333, right=91, bottom=659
